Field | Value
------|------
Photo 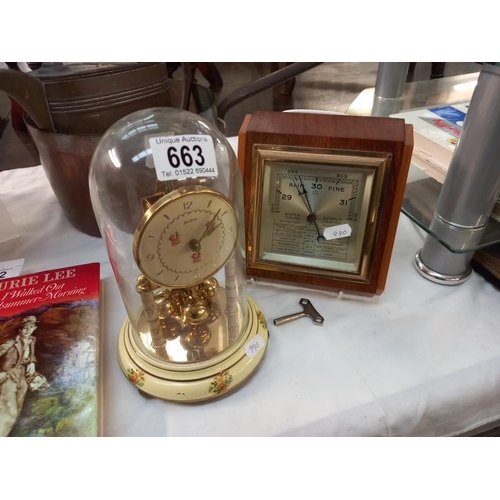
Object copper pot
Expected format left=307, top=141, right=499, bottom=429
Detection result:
left=24, top=80, right=218, bottom=237
left=0, top=63, right=172, bottom=134
left=26, top=118, right=102, bottom=236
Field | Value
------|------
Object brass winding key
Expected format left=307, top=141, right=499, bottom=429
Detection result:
left=273, top=298, right=324, bottom=326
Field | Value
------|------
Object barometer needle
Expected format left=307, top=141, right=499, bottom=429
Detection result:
left=293, top=176, right=325, bottom=241
left=294, top=176, right=314, bottom=214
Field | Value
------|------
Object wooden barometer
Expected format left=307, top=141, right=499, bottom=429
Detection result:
left=238, top=111, right=413, bottom=295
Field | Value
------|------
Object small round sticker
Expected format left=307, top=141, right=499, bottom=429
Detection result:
left=323, top=223, right=352, bottom=240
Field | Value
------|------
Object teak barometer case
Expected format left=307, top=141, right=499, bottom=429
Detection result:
left=238, top=111, right=413, bottom=296
left=89, top=108, right=268, bottom=402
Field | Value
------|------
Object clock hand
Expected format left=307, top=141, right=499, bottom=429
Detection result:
left=189, top=209, right=221, bottom=252
left=199, top=209, right=221, bottom=243
left=293, top=176, right=325, bottom=242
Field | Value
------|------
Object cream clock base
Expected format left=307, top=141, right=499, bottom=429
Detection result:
left=118, top=296, right=269, bottom=402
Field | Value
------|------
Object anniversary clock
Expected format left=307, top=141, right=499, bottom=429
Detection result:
left=238, top=111, right=413, bottom=296
left=89, top=108, right=268, bottom=402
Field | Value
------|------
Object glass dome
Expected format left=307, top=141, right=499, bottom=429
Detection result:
left=89, top=107, right=267, bottom=402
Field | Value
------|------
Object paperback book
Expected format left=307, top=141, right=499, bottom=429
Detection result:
left=0, top=262, right=101, bottom=437
left=392, top=103, right=468, bottom=183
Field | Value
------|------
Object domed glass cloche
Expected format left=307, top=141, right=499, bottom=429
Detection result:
left=89, top=108, right=268, bottom=402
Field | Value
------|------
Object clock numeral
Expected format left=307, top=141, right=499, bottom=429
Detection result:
left=146, top=254, right=155, bottom=261
left=183, top=201, right=193, bottom=210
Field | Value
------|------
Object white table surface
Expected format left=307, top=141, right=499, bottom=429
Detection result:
left=2, top=151, right=500, bottom=436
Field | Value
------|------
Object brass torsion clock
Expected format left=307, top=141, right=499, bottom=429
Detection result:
left=89, top=108, right=269, bottom=403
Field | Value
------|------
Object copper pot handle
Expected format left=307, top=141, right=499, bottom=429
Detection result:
left=0, top=69, right=54, bottom=132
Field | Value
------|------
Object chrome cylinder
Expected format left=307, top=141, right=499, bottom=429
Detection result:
left=416, top=64, right=500, bottom=284
left=372, top=62, right=409, bottom=116
left=374, top=62, right=410, bottom=98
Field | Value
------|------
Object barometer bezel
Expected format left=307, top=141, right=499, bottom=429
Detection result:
left=251, top=145, right=391, bottom=284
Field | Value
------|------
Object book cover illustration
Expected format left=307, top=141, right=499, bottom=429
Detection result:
left=0, top=263, right=100, bottom=437
left=418, top=104, right=467, bottom=147
left=394, top=103, right=469, bottom=151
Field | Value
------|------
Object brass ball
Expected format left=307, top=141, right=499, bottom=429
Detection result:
left=155, top=296, right=175, bottom=319
left=182, top=300, right=209, bottom=325
left=166, top=289, right=190, bottom=319
left=196, top=278, right=219, bottom=300
left=181, top=324, right=212, bottom=348
left=161, top=317, right=182, bottom=340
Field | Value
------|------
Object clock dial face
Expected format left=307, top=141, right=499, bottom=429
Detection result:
left=258, top=160, right=375, bottom=276
left=134, top=187, right=238, bottom=288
